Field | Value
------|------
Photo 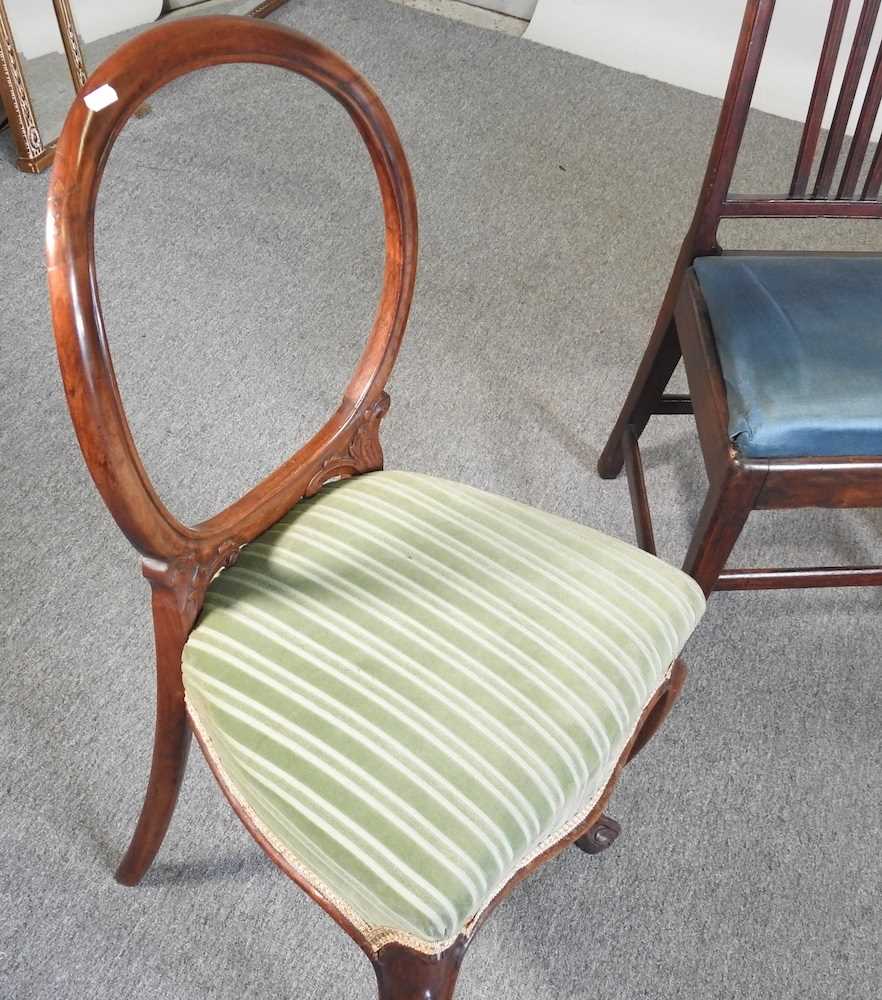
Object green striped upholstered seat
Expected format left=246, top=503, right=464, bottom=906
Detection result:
left=182, top=471, right=704, bottom=952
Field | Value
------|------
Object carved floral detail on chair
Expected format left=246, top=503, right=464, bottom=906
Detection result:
left=143, top=538, right=242, bottom=627
left=305, top=392, right=391, bottom=497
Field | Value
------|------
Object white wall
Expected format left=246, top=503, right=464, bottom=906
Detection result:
left=526, top=0, right=882, bottom=134
left=462, top=0, right=538, bottom=18
left=7, top=0, right=162, bottom=59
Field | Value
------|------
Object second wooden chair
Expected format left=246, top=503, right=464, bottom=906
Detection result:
left=599, top=0, right=882, bottom=597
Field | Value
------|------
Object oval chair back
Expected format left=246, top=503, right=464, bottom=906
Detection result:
left=46, top=13, right=416, bottom=893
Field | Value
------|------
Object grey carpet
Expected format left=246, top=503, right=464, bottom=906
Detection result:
left=2, top=1, right=881, bottom=998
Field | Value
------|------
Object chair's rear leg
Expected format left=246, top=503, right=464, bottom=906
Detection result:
left=373, top=942, right=466, bottom=1000
left=574, top=658, right=687, bottom=859
left=683, top=467, right=763, bottom=597
left=116, top=586, right=192, bottom=886
left=598, top=314, right=682, bottom=480
left=116, top=696, right=190, bottom=885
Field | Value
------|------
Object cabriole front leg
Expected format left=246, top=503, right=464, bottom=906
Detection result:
left=373, top=941, right=467, bottom=1000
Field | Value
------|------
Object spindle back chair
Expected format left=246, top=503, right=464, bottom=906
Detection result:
left=599, top=0, right=882, bottom=596
left=47, top=17, right=704, bottom=999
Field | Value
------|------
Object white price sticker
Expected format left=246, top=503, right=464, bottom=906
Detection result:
left=83, top=84, right=118, bottom=112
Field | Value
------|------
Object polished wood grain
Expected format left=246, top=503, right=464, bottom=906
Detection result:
left=599, top=0, right=882, bottom=597
left=862, top=135, right=882, bottom=197
left=722, top=196, right=882, bottom=217
left=596, top=0, right=776, bottom=479
left=837, top=28, right=882, bottom=197
left=717, top=565, right=882, bottom=588
left=47, top=3, right=419, bottom=969
left=626, top=658, right=687, bottom=762
left=116, top=583, right=194, bottom=885
left=47, top=16, right=691, bottom=998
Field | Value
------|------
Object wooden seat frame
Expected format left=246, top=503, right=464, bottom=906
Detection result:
left=598, top=0, right=882, bottom=597
left=47, top=17, right=688, bottom=999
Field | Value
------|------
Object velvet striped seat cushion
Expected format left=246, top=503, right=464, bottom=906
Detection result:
left=182, top=471, right=704, bottom=952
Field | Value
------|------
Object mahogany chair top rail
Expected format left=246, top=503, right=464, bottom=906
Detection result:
left=46, top=15, right=418, bottom=584
left=689, top=0, right=882, bottom=257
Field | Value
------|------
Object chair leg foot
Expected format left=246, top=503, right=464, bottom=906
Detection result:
left=574, top=814, right=622, bottom=855
left=597, top=447, right=625, bottom=480
left=373, top=941, right=466, bottom=1000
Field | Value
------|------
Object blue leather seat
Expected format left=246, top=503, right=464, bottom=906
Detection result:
left=692, top=255, right=882, bottom=459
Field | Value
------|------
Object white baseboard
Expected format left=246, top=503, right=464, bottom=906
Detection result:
left=391, top=0, right=528, bottom=35
left=461, top=0, right=537, bottom=19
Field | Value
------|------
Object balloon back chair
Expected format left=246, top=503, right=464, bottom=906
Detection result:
left=599, top=0, right=882, bottom=597
left=47, top=17, right=704, bottom=999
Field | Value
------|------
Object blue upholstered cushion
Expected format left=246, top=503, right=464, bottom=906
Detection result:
left=692, top=255, right=882, bottom=458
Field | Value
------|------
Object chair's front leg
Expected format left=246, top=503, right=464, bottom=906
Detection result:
left=373, top=941, right=467, bottom=1000
left=682, top=463, right=764, bottom=596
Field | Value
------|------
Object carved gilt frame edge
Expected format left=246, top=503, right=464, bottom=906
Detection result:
left=0, top=0, right=45, bottom=166
left=53, top=0, right=88, bottom=88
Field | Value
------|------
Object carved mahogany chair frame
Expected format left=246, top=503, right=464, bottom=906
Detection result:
left=598, top=0, right=882, bottom=597
left=47, top=18, right=687, bottom=998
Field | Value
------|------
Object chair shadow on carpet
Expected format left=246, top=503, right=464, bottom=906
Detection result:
left=139, top=852, right=273, bottom=888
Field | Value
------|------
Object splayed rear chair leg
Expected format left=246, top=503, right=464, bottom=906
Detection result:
left=116, top=693, right=191, bottom=885
left=116, top=583, right=192, bottom=886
